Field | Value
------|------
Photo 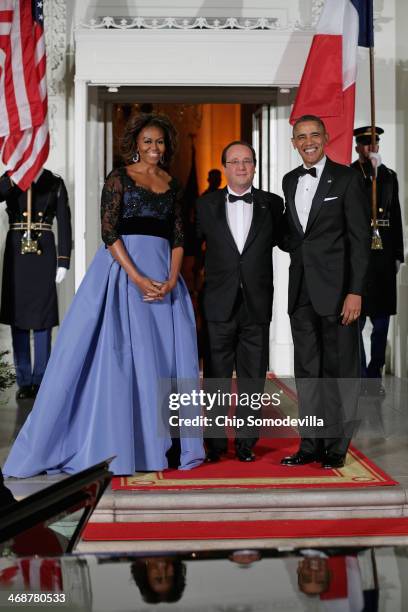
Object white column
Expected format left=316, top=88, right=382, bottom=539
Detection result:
left=86, top=86, right=103, bottom=266
left=74, top=78, right=88, bottom=290
left=269, top=92, right=297, bottom=376
left=394, top=0, right=408, bottom=378
left=393, top=266, right=408, bottom=377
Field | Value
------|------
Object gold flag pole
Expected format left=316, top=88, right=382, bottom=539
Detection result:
left=21, top=186, right=39, bottom=254
left=369, top=46, right=382, bottom=250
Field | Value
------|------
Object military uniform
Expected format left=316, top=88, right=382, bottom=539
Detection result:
left=0, top=169, right=71, bottom=394
left=352, top=129, right=404, bottom=381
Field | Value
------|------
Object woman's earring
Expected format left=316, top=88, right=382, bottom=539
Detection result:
left=132, top=151, right=140, bottom=163
left=160, top=154, right=165, bottom=165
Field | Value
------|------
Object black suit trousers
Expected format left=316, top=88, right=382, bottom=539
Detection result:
left=290, top=275, right=361, bottom=457
left=205, top=291, right=269, bottom=453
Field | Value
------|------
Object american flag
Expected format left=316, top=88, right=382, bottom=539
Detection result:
left=0, top=0, right=49, bottom=191
left=0, top=558, right=63, bottom=591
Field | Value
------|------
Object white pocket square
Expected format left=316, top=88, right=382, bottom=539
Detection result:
left=324, top=196, right=338, bottom=201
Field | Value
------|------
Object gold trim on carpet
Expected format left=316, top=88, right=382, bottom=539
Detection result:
left=117, top=379, right=392, bottom=489
left=119, top=449, right=388, bottom=488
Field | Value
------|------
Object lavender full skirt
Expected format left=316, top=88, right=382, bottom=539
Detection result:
left=3, top=235, right=205, bottom=476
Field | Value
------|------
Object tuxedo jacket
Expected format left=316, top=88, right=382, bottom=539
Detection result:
left=196, top=187, right=284, bottom=323
left=281, top=157, right=371, bottom=316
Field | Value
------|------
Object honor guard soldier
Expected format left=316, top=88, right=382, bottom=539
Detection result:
left=0, top=169, right=72, bottom=399
left=352, top=126, right=405, bottom=394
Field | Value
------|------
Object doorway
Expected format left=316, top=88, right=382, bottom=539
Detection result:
left=97, top=89, right=282, bottom=364
left=99, top=86, right=279, bottom=194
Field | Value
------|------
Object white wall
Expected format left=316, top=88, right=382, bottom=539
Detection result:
left=73, top=0, right=315, bottom=23
left=394, top=0, right=408, bottom=377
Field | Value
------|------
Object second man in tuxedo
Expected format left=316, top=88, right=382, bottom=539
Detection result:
left=280, top=115, right=371, bottom=469
left=196, top=140, right=284, bottom=462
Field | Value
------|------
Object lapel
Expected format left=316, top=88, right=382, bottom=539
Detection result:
left=214, top=187, right=239, bottom=253
left=305, top=157, right=335, bottom=234
left=286, top=169, right=304, bottom=236
left=242, top=188, right=268, bottom=253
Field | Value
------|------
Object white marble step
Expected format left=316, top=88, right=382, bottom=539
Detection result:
left=90, top=483, right=408, bottom=523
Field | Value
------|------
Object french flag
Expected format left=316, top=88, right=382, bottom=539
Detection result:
left=290, top=0, right=374, bottom=165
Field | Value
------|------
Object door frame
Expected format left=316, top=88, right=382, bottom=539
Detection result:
left=74, top=27, right=312, bottom=286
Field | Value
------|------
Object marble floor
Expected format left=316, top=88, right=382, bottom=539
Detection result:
left=2, top=322, right=408, bottom=552
left=1, top=359, right=407, bottom=490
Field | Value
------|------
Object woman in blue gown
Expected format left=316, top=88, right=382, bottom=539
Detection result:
left=3, top=113, right=205, bottom=476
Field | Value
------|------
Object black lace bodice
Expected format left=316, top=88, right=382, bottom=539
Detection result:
left=100, top=167, right=184, bottom=248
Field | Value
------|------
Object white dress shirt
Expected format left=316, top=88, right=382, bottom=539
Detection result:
left=226, top=186, right=253, bottom=253
left=295, top=156, right=327, bottom=232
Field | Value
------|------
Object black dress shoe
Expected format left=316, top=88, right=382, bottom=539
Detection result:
left=205, top=450, right=223, bottom=463
left=365, top=379, right=386, bottom=397
left=31, top=384, right=40, bottom=398
left=16, top=385, right=34, bottom=400
left=322, top=453, right=345, bottom=469
left=280, top=451, right=319, bottom=466
left=372, top=383, right=386, bottom=397
left=236, top=448, right=255, bottom=462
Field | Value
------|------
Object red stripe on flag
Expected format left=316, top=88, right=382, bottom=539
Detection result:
left=3, top=9, right=19, bottom=134
left=20, top=559, right=30, bottom=589
left=40, top=560, right=62, bottom=592
left=12, top=129, right=49, bottom=191
left=19, top=0, right=43, bottom=127
left=321, top=83, right=356, bottom=165
left=36, top=52, right=46, bottom=81
left=34, top=25, right=46, bottom=80
left=2, top=128, right=30, bottom=168
left=0, top=11, right=14, bottom=23
left=5, top=122, right=47, bottom=171
left=290, top=35, right=343, bottom=122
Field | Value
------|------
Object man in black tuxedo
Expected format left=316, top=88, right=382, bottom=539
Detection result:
left=196, top=141, right=284, bottom=462
left=280, top=115, right=371, bottom=469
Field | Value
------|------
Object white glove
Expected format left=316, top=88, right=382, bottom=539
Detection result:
left=369, top=152, right=382, bottom=174
left=55, top=267, right=67, bottom=284
left=396, top=260, right=401, bottom=273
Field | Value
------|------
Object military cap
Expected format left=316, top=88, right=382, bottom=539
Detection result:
left=354, top=126, right=384, bottom=145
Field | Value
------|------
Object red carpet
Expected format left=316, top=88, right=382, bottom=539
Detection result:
left=112, top=439, right=397, bottom=491
left=83, top=517, right=408, bottom=541
left=112, top=375, right=397, bottom=491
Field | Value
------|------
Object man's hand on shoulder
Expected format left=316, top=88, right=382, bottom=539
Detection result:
left=341, top=293, right=361, bottom=325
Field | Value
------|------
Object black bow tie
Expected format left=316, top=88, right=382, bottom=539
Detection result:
left=228, top=192, right=253, bottom=204
left=297, top=167, right=317, bottom=178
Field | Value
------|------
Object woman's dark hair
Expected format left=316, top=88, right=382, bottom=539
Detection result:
left=131, top=559, right=186, bottom=604
left=120, top=112, right=178, bottom=167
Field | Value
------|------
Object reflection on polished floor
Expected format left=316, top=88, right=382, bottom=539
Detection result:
left=1, top=322, right=408, bottom=555
left=1, top=547, right=408, bottom=610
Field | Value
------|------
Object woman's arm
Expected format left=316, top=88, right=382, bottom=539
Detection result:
left=154, top=246, right=183, bottom=299
left=101, top=170, right=161, bottom=299
left=108, top=239, right=162, bottom=299
left=169, top=245, right=183, bottom=285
